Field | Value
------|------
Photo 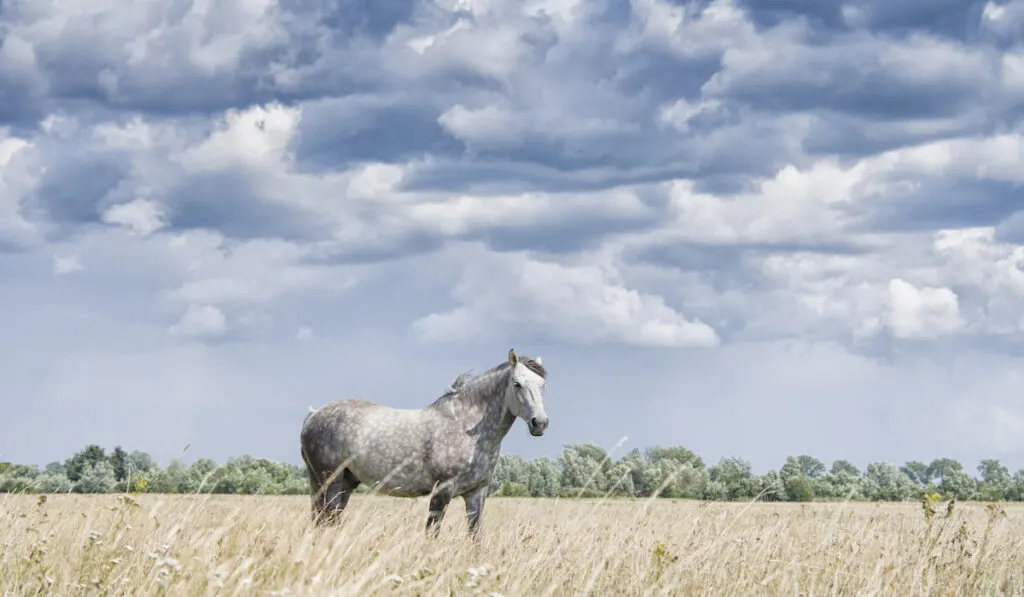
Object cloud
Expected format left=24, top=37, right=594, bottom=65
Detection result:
left=0, top=129, right=40, bottom=249
left=4, top=0, right=1024, bottom=472
left=51, top=253, right=83, bottom=275
left=703, top=28, right=997, bottom=121
left=412, top=243, right=719, bottom=347
left=168, top=304, right=228, bottom=338
left=101, top=199, right=168, bottom=236
left=882, top=278, right=964, bottom=339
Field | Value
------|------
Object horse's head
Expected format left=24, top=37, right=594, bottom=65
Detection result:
left=504, top=348, right=549, bottom=436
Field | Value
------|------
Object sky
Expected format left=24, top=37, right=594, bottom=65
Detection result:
left=2, top=0, right=1024, bottom=475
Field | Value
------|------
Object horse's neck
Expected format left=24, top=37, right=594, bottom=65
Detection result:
left=454, top=378, right=515, bottom=440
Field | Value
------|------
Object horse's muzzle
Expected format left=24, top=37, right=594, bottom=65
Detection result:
left=528, top=416, right=549, bottom=436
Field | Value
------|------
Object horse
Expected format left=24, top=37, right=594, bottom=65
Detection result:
left=299, top=348, right=549, bottom=536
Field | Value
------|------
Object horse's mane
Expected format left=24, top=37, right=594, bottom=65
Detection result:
left=430, top=356, right=546, bottom=408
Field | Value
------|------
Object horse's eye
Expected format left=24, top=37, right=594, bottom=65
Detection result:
left=513, top=382, right=522, bottom=388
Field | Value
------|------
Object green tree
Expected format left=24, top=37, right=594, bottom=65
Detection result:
left=1009, top=470, right=1024, bottom=501
left=756, top=470, right=786, bottom=501
left=527, top=457, right=560, bottom=497
left=127, top=451, right=157, bottom=474
left=822, top=469, right=862, bottom=500
left=926, top=458, right=963, bottom=483
left=621, top=449, right=653, bottom=496
left=108, top=446, right=129, bottom=483
left=641, top=459, right=707, bottom=499
left=647, top=446, right=704, bottom=469
left=861, top=462, right=916, bottom=501
left=75, top=461, right=117, bottom=494
left=709, top=457, right=757, bottom=500
left=498, top=482, right=530, bottom=497
left=35, top=472, right=73, bottom=493
left=489, top=454, right=531, bottom=495
left=0, top=463, right=38, bottom=477
left=148, top=460, right=187, bottom=493
left=558, top=444, right=612, bottom=494
left=65, top=445, right=107, bottom=482
left=900, top=461, right=931, bottom=487
left=938, top=469, right=977, bottom=500
left=796, top=455, right=827, bottom=478
left=830, top=460, right=860, bottom=477
left=977, top=459, right=1011, bottom=501
left=784, top=476, right=816, bottom=502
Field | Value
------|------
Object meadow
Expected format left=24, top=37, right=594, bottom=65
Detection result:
left=2, top=493, right=1023, bottom=596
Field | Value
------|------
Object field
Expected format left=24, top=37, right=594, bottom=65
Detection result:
left=2, top=493, right=1024, bottom=596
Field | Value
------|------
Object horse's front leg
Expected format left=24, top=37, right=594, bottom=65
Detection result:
left=425, top=487, right=452, bottom=537
left=463, top=487, right=487, bottom=538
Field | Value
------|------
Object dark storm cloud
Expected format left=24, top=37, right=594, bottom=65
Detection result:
left=0, top=71, right=45, bottom=130
left=736, top=0, right=990, bottom=42
left=799, top=111, right=997, bottom=160
left=0, top=0, right=423, bottom=124
left=634, top=239, right=871, bottom=274
left=849, top=178, right=1024, bottom=233
left=471, top=206, right=665, bottom=255
left=165, top=170, right=333, bottom=241
left=703, top=35, right=993, bottom=121
left=2, top=3, right=269, bottom=119
left=279, top=0, right=419, bottom=40
left=848, top=0, right=990, bottom=42
left=732, top=0, right=849, bottom=31
left=291, top=97, right=465, bottom=169
left=302, top=196, right=667, bottom=264
left=24, top=153, right=128, bottom=232
left=624, top=239, right=874, bottom=309
left=994, top=210, right=1024, bottom=243
left=302, top=232, right=448, bottom=266
left=400, top=106, right=805, bottom=195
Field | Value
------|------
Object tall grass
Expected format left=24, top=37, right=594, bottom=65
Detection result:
left=2, top=492, right=1023, bottom=595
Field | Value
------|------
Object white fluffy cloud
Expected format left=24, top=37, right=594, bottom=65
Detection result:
left=168, top=303, right=228, bottom=337
left=101, top=199, right=168, bottom=236
left=882, top=279, right=964, bottom=339
left=412, top=245, right=719, bottom=347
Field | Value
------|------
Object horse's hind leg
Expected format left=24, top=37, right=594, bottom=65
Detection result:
left=312, top=469, right=360, bottom=527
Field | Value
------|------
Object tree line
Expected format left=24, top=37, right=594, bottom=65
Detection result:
left=1, top=444, right=1021, bottom=502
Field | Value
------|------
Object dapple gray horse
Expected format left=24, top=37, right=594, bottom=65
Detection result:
left=299, top=349, right=549, bottom=536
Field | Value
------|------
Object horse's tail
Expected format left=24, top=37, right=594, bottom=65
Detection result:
left=300, top=407, right=318, bottom=478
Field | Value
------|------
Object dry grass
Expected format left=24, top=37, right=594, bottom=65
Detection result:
left=2, top=493, right=1024, bottom=596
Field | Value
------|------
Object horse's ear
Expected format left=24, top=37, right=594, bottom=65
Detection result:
left=534, top=356, right=542, bottom=365
left=508, top=348, right=518, bottom=367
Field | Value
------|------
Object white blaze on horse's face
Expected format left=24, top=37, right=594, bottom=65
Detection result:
left=505, top=350, right=548, bottom=437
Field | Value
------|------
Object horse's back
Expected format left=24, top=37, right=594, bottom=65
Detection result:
left=300, top=398, right=439, bottom=493
left=301, top=399, right=371, bottom=463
